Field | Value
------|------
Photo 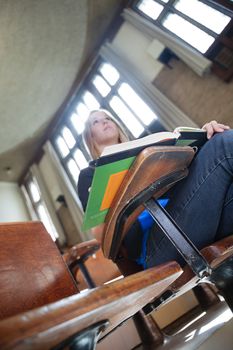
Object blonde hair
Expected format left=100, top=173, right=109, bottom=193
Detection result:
left=83, top=109, right=129, bottom=159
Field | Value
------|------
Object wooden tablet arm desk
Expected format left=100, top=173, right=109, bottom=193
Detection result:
left=102, top=146, right=233, bottom=312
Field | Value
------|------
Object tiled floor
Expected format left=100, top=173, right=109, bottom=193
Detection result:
left=98, top=300, right=233, bottom=350
left=154, top=301, right=233, bottom=350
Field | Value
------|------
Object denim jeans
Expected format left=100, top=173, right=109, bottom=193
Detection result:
left=146, top=130, right=233, bottom=268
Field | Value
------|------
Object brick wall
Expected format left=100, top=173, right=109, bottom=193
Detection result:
left=154, top=59, right=233, bottom=128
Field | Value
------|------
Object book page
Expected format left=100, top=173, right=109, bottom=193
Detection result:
left=174, top=126, right=204, bottom=133
left=101, top=131, right=179, bottom=157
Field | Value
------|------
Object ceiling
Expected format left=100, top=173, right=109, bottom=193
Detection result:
left=0, top=0, right=122, bottom=182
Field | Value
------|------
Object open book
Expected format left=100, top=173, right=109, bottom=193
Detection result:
left=82, top=128, right=207, bottom=231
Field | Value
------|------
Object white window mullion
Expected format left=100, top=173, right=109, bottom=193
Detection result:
left=30, top=164, right=66, bottom=244
left=123, top=8, right=212, bottom=76
left=174, top=0, right=231, bottom=35
left=100, top=42, right=198, bottom=130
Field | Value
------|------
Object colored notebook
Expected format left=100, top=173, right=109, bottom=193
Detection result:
left=82, top=129, right=207, bottom=231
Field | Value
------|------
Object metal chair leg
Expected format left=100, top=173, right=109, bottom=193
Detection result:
left=210, top=256, right=233, bottom=311
left=52, top=320, right=109, bottom=350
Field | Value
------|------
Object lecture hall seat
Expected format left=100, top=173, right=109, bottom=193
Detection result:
left=0, top=221, right=183, bottom=350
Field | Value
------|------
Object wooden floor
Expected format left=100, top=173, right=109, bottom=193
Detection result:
left=97, top=300, right=233, bottom=350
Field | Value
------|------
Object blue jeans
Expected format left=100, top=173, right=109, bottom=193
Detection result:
left=146, top=130, right=233, bottom=268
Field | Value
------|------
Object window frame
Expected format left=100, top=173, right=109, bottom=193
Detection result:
left=23, top=174, right=59, bottom=241
left=130, top=0, right=232, bottom=56
left=51, top=56, right=166, bottom=188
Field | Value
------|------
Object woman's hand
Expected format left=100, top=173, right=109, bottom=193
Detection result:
left=202, top=120, right=230, bottom=139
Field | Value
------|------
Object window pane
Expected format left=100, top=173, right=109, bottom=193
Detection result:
left=76, top=102, right=89, bottom=121
left=56, top=136, right=70, bottom=158
left=70, top=113, right=85, bottom=135
left=118, top=83, right=157, bottom=125
left=92, top=75, right=111, bottom=97
left=62, top=126, right=76, bottom=149
left=109, top=96, right=144, bottom=138
left=74, top=149, right=88, bottom=170
left=83, top=91, right=100, bottom=111
left=162, top=13, right=215, bottom=53
left=29, top=181, right=40, bottom=203
left=99, top=63, right=120, bottom=86
left=37, top=204, right=58, bottom=241
left=174, top=0, right=231, bottom=35
left=137, top=0, right=164, bottom=20
left=67, top=159, right=80, bottom=183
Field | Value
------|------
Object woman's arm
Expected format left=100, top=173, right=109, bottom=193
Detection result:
left=202, top=120, right=230, bottom=139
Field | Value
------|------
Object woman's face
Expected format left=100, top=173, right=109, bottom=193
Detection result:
left=89, top=111, right=120, bottom=146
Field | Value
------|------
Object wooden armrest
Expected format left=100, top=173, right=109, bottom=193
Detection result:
left=63, top=239, right=100, bottom=267
left=201, top=235, right=233, bottom=267
left=140, top=235, right=233, bottom=314
left=0, top=261, right=182, bottom=350
left=102, top=146, right=194, bottom=259
left=171, top=235, right=233, bottom=292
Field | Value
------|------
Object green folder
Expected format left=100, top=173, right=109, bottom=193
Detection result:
left=82, top=130, right=207, bottom=231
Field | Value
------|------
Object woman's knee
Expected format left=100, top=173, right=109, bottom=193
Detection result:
left=208, top=130, right=233, bottom=156
left=213, top=129, right=233, bottom=146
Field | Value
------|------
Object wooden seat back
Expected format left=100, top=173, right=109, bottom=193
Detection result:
left=0, top=222, right=78, bottom=320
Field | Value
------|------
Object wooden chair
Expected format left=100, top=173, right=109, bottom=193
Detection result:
left=63, top=241, right=122, bottom=291
left=0, top=221, right=183, bottom=349
left=102, top=146, right=233, bottom=340
left=63, top=239, right=100, bottom=289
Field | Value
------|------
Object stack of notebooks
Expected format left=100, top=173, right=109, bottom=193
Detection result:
left=82, top=127, right=207, bottom=231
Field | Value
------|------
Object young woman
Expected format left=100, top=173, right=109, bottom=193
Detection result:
left=77, top=109, right=232, bottom=268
